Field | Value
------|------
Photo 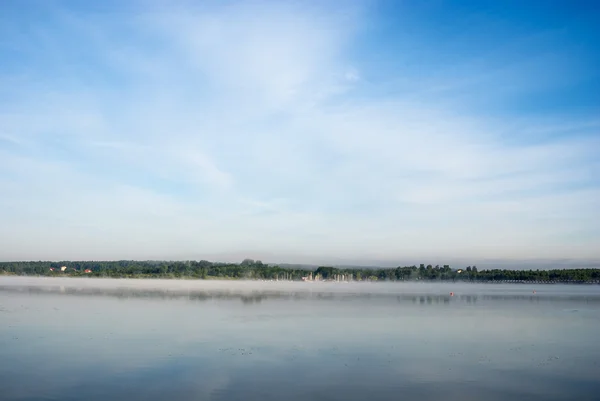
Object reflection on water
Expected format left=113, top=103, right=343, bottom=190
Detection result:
left=2, top=284, right=600, bottom=306
left=1, top=277, right=599, bottom=401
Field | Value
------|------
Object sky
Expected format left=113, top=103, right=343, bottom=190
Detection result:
left=0, top=0, right=599, bottom=267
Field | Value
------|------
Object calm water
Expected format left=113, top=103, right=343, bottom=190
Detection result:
left=1, top=277, right=599, bottom=401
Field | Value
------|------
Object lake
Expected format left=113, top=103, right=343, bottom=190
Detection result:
left=1, top=277, right=599, bottom=401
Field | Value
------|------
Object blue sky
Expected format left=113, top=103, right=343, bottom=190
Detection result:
left=0, top=0, right=598, bottom=266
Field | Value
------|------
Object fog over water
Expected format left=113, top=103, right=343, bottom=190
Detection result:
left=1, top=277, right=599, bottom=401
left=3, top=276, right=600, bottom=295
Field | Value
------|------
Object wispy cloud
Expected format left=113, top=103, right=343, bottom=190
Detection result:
left=0, top=1, right=598, bottom=264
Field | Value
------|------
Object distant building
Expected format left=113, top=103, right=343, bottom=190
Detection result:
left=49, top=268, right=55, bottom=272
left=302, top=272, right=314, bottom=281
left=60, top=266, right=67, bottom=272
left=84, top=269, right=92, bottom=274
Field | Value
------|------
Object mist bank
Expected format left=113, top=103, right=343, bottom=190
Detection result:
left=2, top=276, right=600, bottom=299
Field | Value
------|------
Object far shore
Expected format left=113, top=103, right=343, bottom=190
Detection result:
left=1, top=275, right=599, bottom=288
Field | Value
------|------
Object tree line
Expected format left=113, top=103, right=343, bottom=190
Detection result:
left=1, top=259, right=599, bottom=282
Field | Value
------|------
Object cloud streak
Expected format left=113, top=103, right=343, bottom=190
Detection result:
left=0, top=1, right=598, bottom=265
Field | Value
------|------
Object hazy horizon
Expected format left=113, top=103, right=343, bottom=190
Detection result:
left=1, top=255, right=600, bottom=270
left=1, top=1, right=598, bottom=262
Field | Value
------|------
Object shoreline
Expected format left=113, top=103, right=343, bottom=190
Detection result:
left=1, top=274, right=599, bottom=285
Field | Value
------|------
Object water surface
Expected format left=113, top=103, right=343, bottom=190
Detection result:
left=1, top=277, right=599, bottom=401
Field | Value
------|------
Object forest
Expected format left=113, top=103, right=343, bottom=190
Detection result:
left=1, top=260, right=599, bottom=283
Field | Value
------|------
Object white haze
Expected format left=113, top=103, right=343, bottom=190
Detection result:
left=1, top=276, right=598, bottom=297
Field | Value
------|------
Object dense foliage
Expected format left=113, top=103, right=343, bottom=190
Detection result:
left=1, top=260, right=599, bottom=282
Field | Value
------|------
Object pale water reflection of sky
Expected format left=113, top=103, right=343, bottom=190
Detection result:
left=1, top=279, right=599, bottom=400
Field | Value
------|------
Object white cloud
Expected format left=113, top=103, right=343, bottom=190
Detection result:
left=0, top=1, right=598, bottom=264
left=344, top=68, right=360, bottom=82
